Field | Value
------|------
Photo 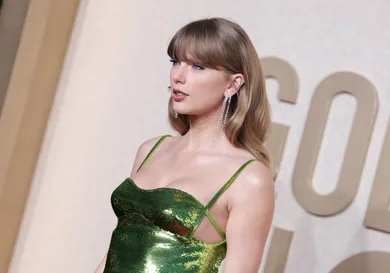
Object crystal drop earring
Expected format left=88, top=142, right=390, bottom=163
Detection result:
left=223, top=95, right=231, bottom=125
left=218, top=95, right=230, bottom=128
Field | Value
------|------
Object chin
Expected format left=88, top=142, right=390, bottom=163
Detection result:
left=173, top=107, right=190, bottom=115
left=173, top=105, right=202, bottom=116
left=175, top=110, right=189, bottom=116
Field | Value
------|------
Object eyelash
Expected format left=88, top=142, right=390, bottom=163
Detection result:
left=192, top=64, right=204, bottom=70
left=170, top=59, right=179, bottom=66
left=170, top=59, right=204, bottom=70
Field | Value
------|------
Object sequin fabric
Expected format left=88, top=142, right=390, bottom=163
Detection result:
left=103, top=135, right=256, bottom=273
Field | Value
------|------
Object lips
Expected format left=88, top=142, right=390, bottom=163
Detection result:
left=172, top=88, right=188, bottom=102
left=172, top=88, right=188, bottom=96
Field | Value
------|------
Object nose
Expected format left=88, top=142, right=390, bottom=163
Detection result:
left=171, top=64, right=186, bottom=84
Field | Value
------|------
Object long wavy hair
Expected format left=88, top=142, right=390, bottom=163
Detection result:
left=167, top=18, right=271, bottom=168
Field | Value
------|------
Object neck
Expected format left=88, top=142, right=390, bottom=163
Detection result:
left=180, top=111, right=229, bottom=152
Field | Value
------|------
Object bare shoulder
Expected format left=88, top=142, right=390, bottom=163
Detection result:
left=229, top=160, right=275, bottom=208
left=137, top=135, right=167, bottom=155
left=130, top=135, right=171, bottom=176
left=245, top=160, right=274, bottom=189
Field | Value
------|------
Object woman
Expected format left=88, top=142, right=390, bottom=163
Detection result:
left=96, top=17, right=275, bottom=273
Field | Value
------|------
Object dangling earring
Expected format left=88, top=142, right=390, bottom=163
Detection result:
left=218, top=94, right=231, bottom=128
left=175, top=112, right=178, bottom=118
left=224, top=95, right=231, bottom=125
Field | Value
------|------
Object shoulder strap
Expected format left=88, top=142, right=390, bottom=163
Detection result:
left=205, top=159, right=257, bottom=209
left=137, top=135, right=171, bottom=172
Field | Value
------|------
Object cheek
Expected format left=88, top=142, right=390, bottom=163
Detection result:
left=191, top=72, right=226, bottom=96
left=188, top=76, right=226, bottom=111
left=169, top=70, right=175, bottom=83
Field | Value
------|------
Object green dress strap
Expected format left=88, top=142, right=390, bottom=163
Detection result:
left=205, top=159, right=257, bottom=209
left=202, top=159, right=257, bottom=239
left=137, top=135, right=171, bottom=172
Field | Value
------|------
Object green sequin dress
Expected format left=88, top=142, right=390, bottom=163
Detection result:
left=103, top=135, right=256, bottom=273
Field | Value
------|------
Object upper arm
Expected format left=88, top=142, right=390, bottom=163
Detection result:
left=129, top=136, right=164, bottom=177
left=223, top=162, right=275, bottom=273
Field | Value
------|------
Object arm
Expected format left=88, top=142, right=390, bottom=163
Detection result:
left=222, top=162, right=275, bottom=273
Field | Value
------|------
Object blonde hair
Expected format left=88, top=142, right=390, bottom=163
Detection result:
left=167, top=18, right=271, bottom=168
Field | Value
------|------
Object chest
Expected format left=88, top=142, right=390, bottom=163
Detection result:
left=132, top=153, right=232, bottom=204
left=111, top=178, right=207, bottom=237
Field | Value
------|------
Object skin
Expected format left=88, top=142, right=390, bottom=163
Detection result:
left=95, top=59, right=275, bottom=273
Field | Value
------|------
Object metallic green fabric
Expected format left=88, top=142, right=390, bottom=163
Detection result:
left=103, top=135, right=256, bottom=273
left=103, top=178, right=227, bottom=273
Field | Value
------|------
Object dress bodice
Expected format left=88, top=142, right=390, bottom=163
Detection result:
left=103, top=135, right=256, bottom=273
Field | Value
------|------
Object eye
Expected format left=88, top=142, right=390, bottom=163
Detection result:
left=170, top=59, right=180, bottom=66
left=192, top=64, right=204, bottom=70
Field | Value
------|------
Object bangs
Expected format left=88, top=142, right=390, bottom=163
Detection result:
left=167, top=20, right=233, bottom=71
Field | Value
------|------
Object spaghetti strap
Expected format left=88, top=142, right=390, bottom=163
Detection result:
left=137, top=135, right=171, bottom=172
left=191, top=159, right=257, bottom=240
left=205, top=159, right=257, bottom=209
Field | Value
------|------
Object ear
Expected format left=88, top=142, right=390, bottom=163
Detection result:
left=226, top=73, right=245, bottom=96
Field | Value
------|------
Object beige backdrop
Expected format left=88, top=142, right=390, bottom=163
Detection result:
left=1, top=0, right=390, bottom=273
left=0, top=0, right=80, bottom=272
